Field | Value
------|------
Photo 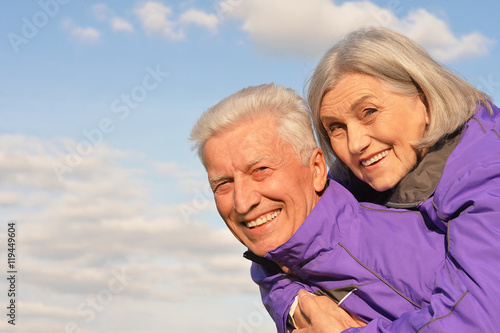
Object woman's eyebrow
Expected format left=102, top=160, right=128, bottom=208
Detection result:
left=350, top=95, right=374, bottom=112
left=320, top=115, right=338, bottom=123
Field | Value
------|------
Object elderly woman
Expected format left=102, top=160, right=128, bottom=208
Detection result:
left=296, top=28, right=500, bottom=332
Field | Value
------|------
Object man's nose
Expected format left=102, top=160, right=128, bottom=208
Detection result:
left=233, top=179, right=260, bottom=214
left=347, top=124, right=371, bottom=155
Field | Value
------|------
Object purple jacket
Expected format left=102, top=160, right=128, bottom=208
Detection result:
left=249, top=103, right=500, bottom=332
left=343, top=103, right=500, bottom=332
left=247, top=181, right=446, bottom=333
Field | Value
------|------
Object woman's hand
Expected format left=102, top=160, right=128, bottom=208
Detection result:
left=292, top=289, right=366, bottom=333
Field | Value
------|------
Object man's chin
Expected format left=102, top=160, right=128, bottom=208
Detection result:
left=249, top=248, right=270, bottom=257
left=247, top=243, right=275, bottom=257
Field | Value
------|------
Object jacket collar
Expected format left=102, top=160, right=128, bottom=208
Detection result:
left=385, top=131, right=462, bottom=208
left=336, top=130, right=462, bottom=208
left=244, top=182, right=352, bottom=271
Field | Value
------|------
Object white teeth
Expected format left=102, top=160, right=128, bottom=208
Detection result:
left=246, top=210, right=280, bottom=228
left=361, top=150, right=389, bottom=167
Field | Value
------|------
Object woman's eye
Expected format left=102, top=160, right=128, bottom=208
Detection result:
left=328, top=123, right=344, bottom=135
left=364, top=108, right=378, bottom=115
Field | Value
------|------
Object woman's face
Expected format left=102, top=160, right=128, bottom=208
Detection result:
left=320, top=73, right=430, bottom=191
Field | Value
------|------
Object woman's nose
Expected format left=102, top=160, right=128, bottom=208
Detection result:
left=347, top=124, right=371, bottom=155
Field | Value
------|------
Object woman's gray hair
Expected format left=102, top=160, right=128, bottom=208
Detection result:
left=190, top=83, right=318, bottom=166
left=307, top=27, right=492, bottom=166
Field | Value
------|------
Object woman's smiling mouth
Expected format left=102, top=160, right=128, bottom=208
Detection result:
left=361, top=150, right=390, bottom=167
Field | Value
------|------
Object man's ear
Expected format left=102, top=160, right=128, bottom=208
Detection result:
left=309, top=148, right=328, bottom=193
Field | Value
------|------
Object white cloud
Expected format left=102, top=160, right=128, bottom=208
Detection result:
left=91, top=3, right=134, bottom=33
left=219, top=0, right=495, bottom=61
left=180, top=8, right=219, bottom=33
left=134, top=1, right=221, bottom=40
left=91, top=3, right=113, bottom=21
left=110, top=17, right=134, bottom=32
left=71, top=26, right=100, bottom=42
left=399, top=9, right=495, bottom=61
left=0, top=191, right=22, bottom=206
left=22, top=301, right=75, bottom=319
left=62, top=18, right=100, bottom=42
left=0, top=134, right=270, bottom=332
left=152, top=160, right=203, bottom=178
left=134, top=1, right=184, bottom=40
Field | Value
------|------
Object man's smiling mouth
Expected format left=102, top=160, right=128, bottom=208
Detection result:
left=246, top=209, right=281, bottom=228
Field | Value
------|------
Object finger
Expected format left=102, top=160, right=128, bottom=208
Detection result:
left=291, top=328, right=309, bottom=333
left=297, top=290, right=366, bottom=329
left=293, top=305, right=310, bottom=329
left=296, top=289, right=319, bottom=319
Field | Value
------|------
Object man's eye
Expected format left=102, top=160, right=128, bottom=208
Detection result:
left=253, top=166, right=271, bottom=181
left=213, top=181, right=230, bottom=193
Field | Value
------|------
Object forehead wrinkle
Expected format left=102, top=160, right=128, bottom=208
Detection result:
left=208, top=154, right=274, bottom=185
left=322, top=94, right=376, bottom=123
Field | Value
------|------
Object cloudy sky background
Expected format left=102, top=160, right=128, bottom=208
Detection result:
left=1, top=1, right=500, bottom=332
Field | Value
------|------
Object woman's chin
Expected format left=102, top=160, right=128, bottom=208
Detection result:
left=365, top=178, right=398, bottom=192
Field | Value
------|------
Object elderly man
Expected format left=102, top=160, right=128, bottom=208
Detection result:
left=190, top=84, right=445, bottom=333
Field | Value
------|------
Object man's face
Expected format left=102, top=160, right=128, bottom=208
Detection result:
left=204, top=116, right=325, bottom=256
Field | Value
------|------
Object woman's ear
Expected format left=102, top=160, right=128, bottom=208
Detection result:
left=309, top=148, right=328, bottom=193
left=419, top=93, right=430, bottom=125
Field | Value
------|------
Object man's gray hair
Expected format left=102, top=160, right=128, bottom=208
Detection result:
left=308, top=27, right=492, bottom=166
left=190, top=84, right=318, bottom=166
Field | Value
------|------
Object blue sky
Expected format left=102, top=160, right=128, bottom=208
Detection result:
left=1, top=1, right=499, bottom=332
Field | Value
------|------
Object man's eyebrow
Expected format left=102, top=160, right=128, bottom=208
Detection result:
left=208, top=155, right=273, bottom=186
left=245, top=155, right=270, bottom=170
left=209, top=175, right=230, bottom=186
